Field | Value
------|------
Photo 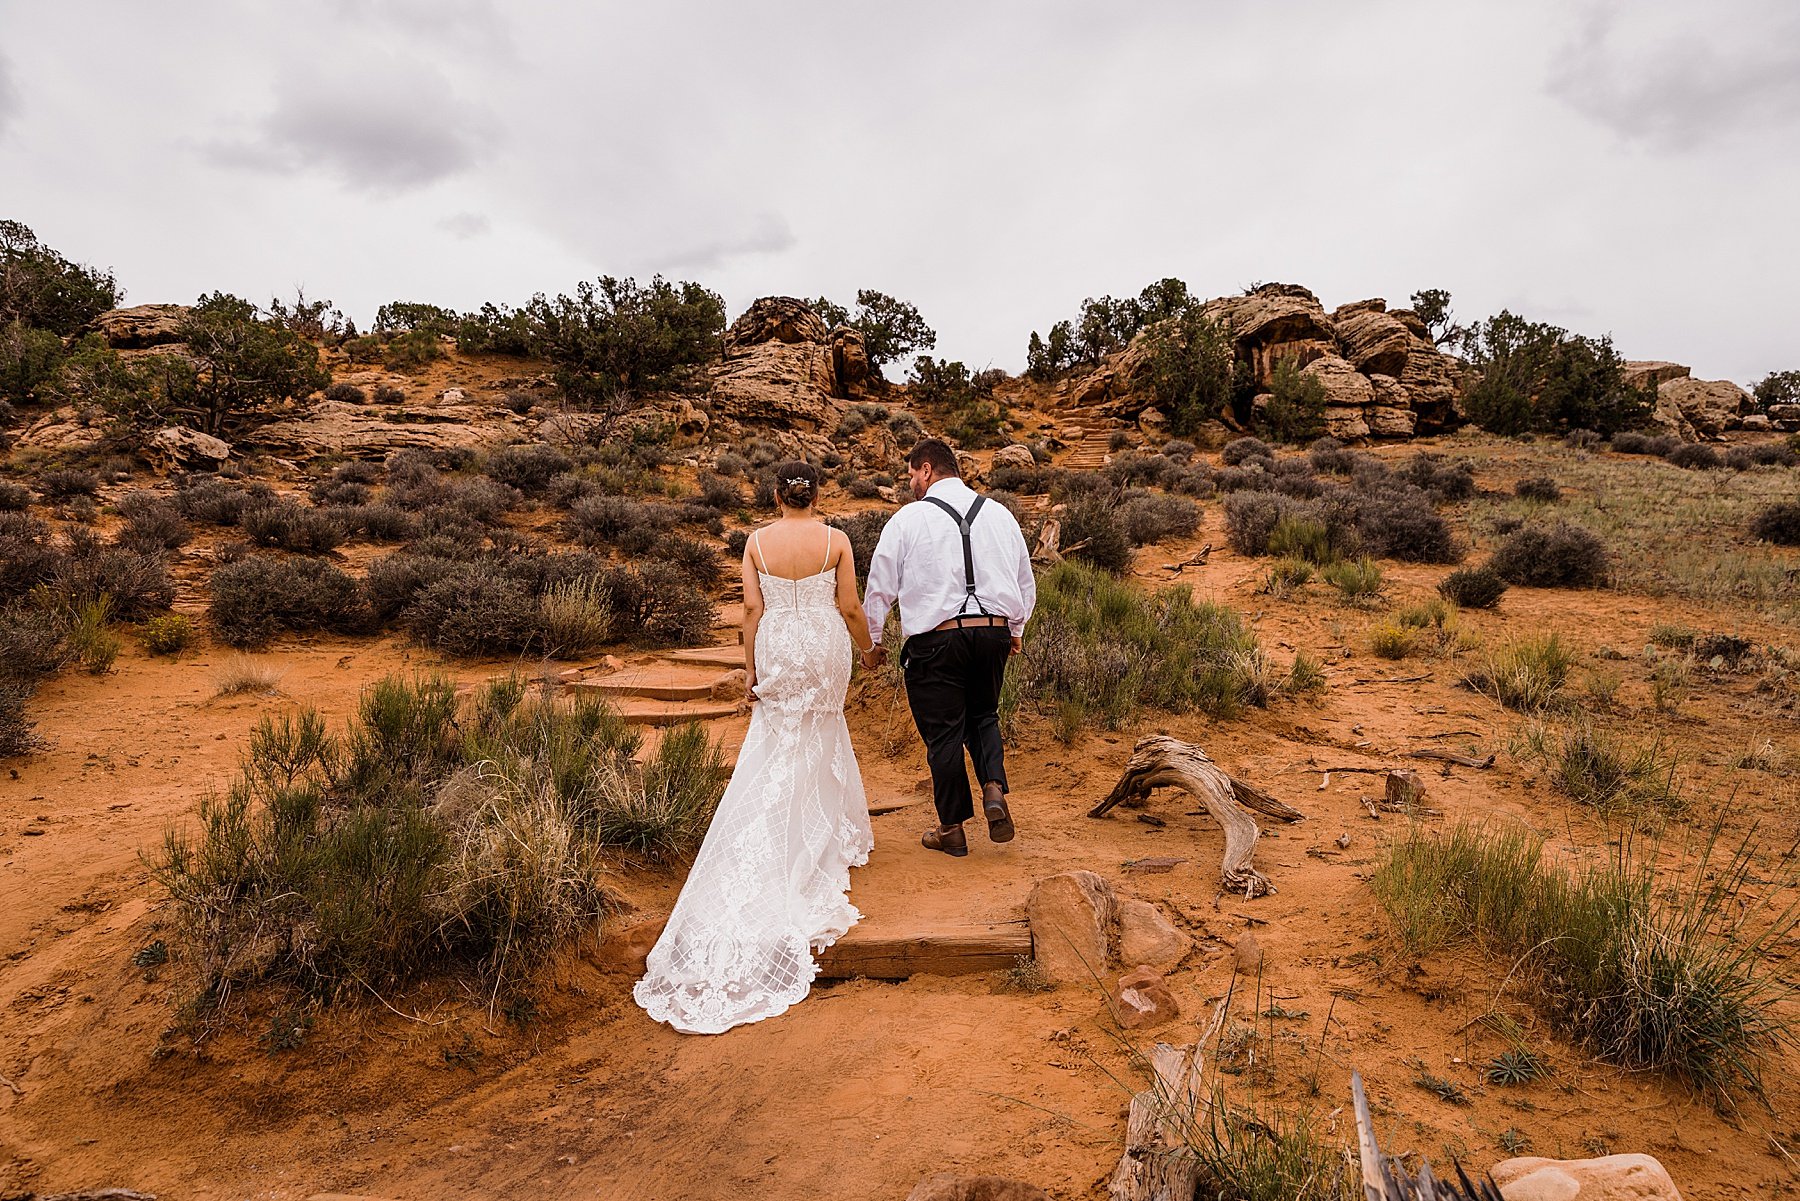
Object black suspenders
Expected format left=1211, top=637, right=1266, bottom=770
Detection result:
left=923, top=495, right=990, bottom=617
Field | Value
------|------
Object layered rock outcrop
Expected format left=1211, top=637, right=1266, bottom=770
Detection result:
left=707, top=296, right=872, bottom=432
left=1654, top=376, right=1751, bottom=441
left=90, top=304, right=189, bottom=349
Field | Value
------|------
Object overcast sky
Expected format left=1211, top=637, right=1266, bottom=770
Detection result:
left=2, top=1, right=1796, bottom=384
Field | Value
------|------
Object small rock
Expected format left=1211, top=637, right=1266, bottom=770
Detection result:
left=990, top=443, right=1036, bottom=471
left=710, top=669, right=749, bottom=701
left=1233, top=932, right=1263, bottom=973
left=440, top=387, right=468, bottom=404
left=1114, top=897, right=1190, bottom=971
left=1385, top=769, right=1426, bottom=809
left=1335, top=832, right=1352, bottom=849
left=1111, top=966, right=1181, bottom=1030
left=906, top=1173, right=1052, bottom=1201
left=1026, top=871, right=1117, bottom=984
left=1491, top=1152, right=1683, bottom=1201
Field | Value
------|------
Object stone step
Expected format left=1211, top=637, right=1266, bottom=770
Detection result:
left=571, top=679, right=721, bottom=703
left=663, top=645, right=746, bottom=668
left=616, top=699, right=744, bottom=727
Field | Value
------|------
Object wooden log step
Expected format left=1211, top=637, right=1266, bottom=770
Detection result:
left=571, top=679, right=722, bottom=703
left=616, top=700, right=743, bottom=727
left=816, top=920, right=1033, bottom=980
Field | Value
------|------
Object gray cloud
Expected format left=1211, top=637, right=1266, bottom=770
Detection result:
left=439, top=212, right=491, bottom=239
left=0, top=54, right=18, bottom=137
left=206, top=55, right=494, bottom=191
left=1548, top=2, right=1800, bottom=149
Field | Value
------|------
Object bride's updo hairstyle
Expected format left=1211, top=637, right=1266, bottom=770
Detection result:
left=773, top=460, right=822, bottom=510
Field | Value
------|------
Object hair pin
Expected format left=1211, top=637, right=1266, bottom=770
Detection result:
left=785, top=476, right=810, bottom=487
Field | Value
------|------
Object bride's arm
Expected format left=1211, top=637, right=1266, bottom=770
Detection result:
left=742, top=546, right=764, bottom=697
left=831, top=529, right=874, bottom=652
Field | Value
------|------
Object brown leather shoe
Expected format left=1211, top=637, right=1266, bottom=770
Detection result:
left=982, top=782, right=1016, bottom=843
left=921, top=824, right=969, bottom=857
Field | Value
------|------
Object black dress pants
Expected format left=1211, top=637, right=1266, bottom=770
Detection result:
left=900, top=626, right=1012, bottom=827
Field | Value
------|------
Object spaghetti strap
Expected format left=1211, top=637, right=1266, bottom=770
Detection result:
left=821, top=525, right=832, bottom=574
left=750, top=528, right=767, bottom=575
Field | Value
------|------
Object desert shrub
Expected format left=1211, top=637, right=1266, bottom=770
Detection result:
left=439, top=476, right=521, bottom=523
left=0, top=678, right=36, bottom=758
left=0, top=512, right=61, bottom=602
left=324, top=382, right=366, bottom=404
left=1058, top=494, right=1133, bottom=573
left=1439, top=565, right=1508, bottom=609
left=657, top=534, right=724, bottom=589
left=1564, top=428, right=1603, bottom=450
left=176, top=478, right=278, bottom=526
left=1120, top=492, right=1200, bottom=545
left=1514, top=476, right=1561, bottom=502
left=564, top=495, right=680, bottom=554
left=1321, top=557, right=1384, bottom=601
left=346, top=501, right=417, bottom=542
left=1105, top=452, right=1179, bottom=489
left=1052, top=470, right=1111, bottom=501
left=136, top=293, right=331, bottom=435
left=209, top=556, right=367, bottom=647
left=309, top=478, right=371, bottom=507
left=63, top=596, right=119, bottom=673
left=242, top=502, right=345, bottom=554
left=827, top=511, right=892, bottom=582
left=1140, top=308, right=1237, bottom=436
left=1462, top=632, right=1574, bottom=710
left=1369, top=622, right=1416, bottom=659
left=833, top=402, right=890, bottom=439
left=536, top=577, right=614, bottom=659
left=115, top=493, right=192, bottom=552
left=1223, top=491, right=1358, bottom=562
left=486, top=443, right=575, bottom=497
left=592, top=721, right=730, bottom=858
left=364, top=552, right=461, bottom=623
left=403, top=564, right=543, bottom=657
left=39, top=468, right=99, bottom=498
left=1610, top=431, right=1678, bottom=456
left=1724, top=442, right=1798, bottom=470
left=1265, top=514, right=1337, bottom=566
left=1749, top=501, right=1800, bottom=546
left=1458, top=312, right=1650, bottom=435
left=1352, top=485, right=1461, bottom=564
left=1374, top=823, right=1794, bottom=1102
left=695, top=472, right=743, bottom=510
left=604, top=562, right=717, bottom=647
left=141, top=612, right=197, bottom=655
left=542, top=472, right=599, bottom=508
left=1222, top=436, right=1273, bottom=466
left=1491, top=521, right=1609, bottom=588
left=47, top=532, right=174, bottom=619
left=1005, top=561, right=1272, bottom=740
left=1306, top=436, right=1357, bottom=474
left=1255, top=557, right=1314, bottom=598
left=1520, top=719, right=1682, bottom=812
left=1392, top=454, right=1475, bottom=503
left=1664, top=443, right=1722, bottom=470
left=0, top=481, right=29, bottom=511
left=1259, top=356, right=1328, bottom=443
left=382, top=328, right=444, bottom=373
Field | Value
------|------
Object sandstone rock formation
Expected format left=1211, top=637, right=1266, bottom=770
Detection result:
left=147, top=425, right=231, bottom=470
left=1654, top=376, right=1751, bottom=441
left=1202, top=283, right=1337, bottom=386
left=708, top=297, right=856, bottom=432
left=1025, top=870, right=1116, bottom=984
left=1623, top=360, right=1690, bottom=391
left=90, top=303, right=189, bottom=348
left=253, top=398, right=525, bottom=458
left=1332, top=299, right=1413, bottom=377
left=1491, top=1152, right=1683, bottom=1201
left=17, top=406, right=110, bottom=455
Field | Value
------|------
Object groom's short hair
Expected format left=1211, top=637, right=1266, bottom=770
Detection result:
left=907, top=438, right=960, bottom=478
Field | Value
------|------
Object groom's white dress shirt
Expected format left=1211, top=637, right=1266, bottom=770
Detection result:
left=863, top=476, right=1037, bottom=646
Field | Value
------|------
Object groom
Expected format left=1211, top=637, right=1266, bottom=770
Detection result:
left=862, top=438, right=1037, bottom=857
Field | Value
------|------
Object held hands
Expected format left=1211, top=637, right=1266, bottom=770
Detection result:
left=862, top=645, right=888, bottom=670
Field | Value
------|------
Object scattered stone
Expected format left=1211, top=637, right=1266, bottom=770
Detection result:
left=710, top=669, right=749, bottom=701
left=1115, top=897, right=1190, bottom=971
left=905, top=1173, right=1051, bottom=1201
left=991, top=443, right=1036, bottom=471
left=1111, top=966, right=1180, bottom=1030
left=1233, top=931, right=1263, bottom=973
left=1334, top=832, right=1352, bottom=849
left=1491, top=1152, right=1683, bottom=1201
left=1026, top=870, right=1117, bottom=984
left=439, top=387, right=468, bottom=404
left=1385, top=769, right=1427, bottom=809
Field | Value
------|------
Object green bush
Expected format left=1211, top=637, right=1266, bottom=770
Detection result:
left=142, top=613, right=197, bottom=655
left=1461, top=632, right=1574, bottom=710
left=1520, top=719, right=1682, bottom=812
left=1750, top=501, right=1800, bottom=546
left=1142, top=308, right=1237, bottom=436
left=1438, top=565, right=1507, bottom=608
left=1259, top=357, right=1326, bottom=443
left=1321, top=557, right=1383, bottom=601
left=0, top=220, right=121, bottom=335
left=1024, top=277, right=1197, bottom=380
left=129, top=293, right=329, bottom=435
left=0, top=321, right=66, bottom=404
left=1004, top=561, right=1274, bottom=740
left=1458, top=310, right=1651, bottom=435
left=807, top=290, right=935, bottom=366
left=1057, top=494, right=1133, bottom=573
left=1374, top=823, right=1797, bottom=1103
left=1751, top=369, right=1799, bottom=409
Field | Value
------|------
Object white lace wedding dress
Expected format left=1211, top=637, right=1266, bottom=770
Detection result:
left=634, top=553, right=874, bottom=1035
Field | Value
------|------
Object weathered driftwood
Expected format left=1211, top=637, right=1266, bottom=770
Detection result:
left=1091, top=736, right=1304, bottom=899
left=1406, top=748, right=1495, bottom=769
left=1031, top=518, right=1064, bottom=564
left=1353, top=1071, right=1504, bottom=1200
left=1107, top=1001, right=1229, bottom=1201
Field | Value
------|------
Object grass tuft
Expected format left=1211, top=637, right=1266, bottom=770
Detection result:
left=1461, top=633, right=1574, bottom=711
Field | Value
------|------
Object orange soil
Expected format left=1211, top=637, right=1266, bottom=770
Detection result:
left=4, top=434, right=1800, bottom=1200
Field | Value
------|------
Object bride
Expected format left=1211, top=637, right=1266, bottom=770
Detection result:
left=634, top=461, right=877, bottom=1034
